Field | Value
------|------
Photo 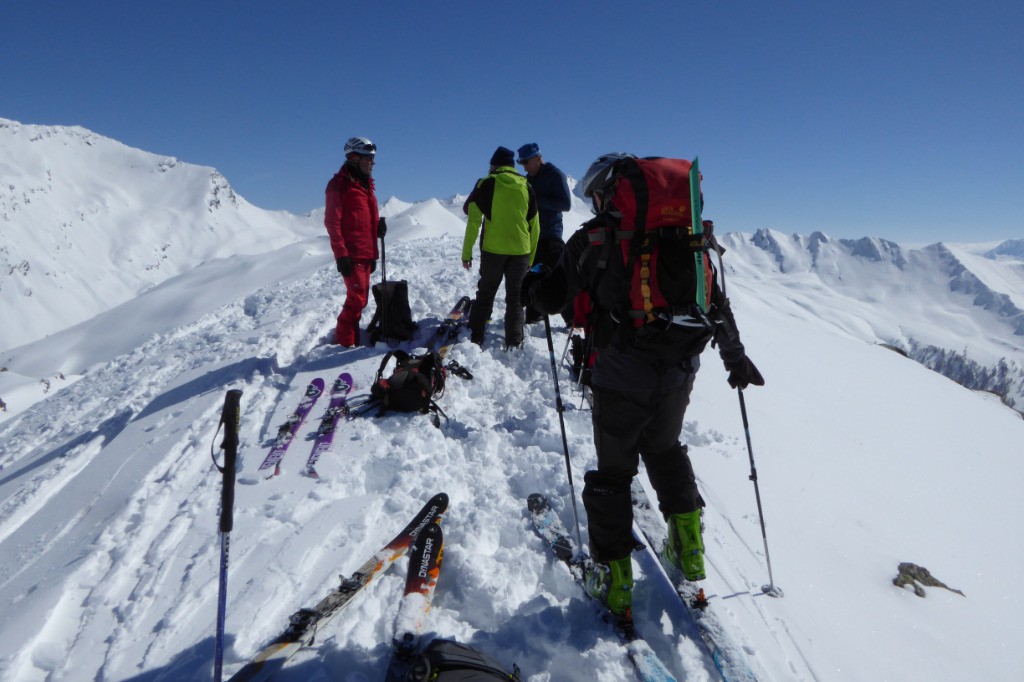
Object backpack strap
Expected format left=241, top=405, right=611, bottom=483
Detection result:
left=366, top=308, right=382, bottom=344
left=426, top=400, right=449, bottom=429
left=613, top=158, right=656, bottom=324
left=373, top=350, right=405, bottom=384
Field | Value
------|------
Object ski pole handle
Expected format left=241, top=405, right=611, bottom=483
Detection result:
left=218, top=389, right=242, bottom=534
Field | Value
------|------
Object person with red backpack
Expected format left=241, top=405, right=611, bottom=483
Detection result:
left=523, top=153, right=764, bottom=618
left=325, top=137, right=382, bottom=346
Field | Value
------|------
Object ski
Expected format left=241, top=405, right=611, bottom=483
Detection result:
left=630, top=479, right=758, bottom=682
left=302, top=372, right=353, bottom=478
left=226, top=492, right=449, bottom=682
left=434, top=295, right=473, bottom=360
left=527, top=493, right=679, bottom=682
left=257, top=378, right=325, bottom=478
left=384, top=521, right=445, bottom=681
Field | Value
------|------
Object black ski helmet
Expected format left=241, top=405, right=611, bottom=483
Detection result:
left=580, top=153, right=635, bottom=199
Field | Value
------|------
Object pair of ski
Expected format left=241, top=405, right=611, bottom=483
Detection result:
left=227, top=492, right=448, bottom=682
left=256, top=372, right=353, bottom=479
left=528, top=490, right=759, bottom=682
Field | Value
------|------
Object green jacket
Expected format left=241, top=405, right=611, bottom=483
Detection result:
left=462, top=167, right=540, bottom=263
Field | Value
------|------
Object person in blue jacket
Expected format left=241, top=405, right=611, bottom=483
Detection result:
left=517, top=143, right=572, bottom=324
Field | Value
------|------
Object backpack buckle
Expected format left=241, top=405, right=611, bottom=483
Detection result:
left=652, top=306, right=712, bottom=330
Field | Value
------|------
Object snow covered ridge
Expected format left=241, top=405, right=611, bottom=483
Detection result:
left=0, top=118, right=319, bottom=351
left=721, top=229, right=1024, bottom=414
left=0, top=234, right=1022, bottom=681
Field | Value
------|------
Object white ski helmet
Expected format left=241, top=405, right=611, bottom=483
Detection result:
left=344, top=137, right=377, bottom=157
left=580, top=152, right=635, bottom=198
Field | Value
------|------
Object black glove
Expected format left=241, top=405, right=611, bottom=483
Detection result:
left=336, top=256, right=353, bottom=277
left=377, top=216, right=388, bottom=238
left=370, top=259, right=377, bottom=273
left=520, top=264, right=549, bottom=303
left=727, top=356, right=765, bottom=389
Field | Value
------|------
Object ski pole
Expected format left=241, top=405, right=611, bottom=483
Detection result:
left=737, top=387, right=783, bottom=597
left=212, top=388, right=242, bottom=681
left=379, top=220, right=389, bottom=344
left=542, top=314, right=585, bottom=554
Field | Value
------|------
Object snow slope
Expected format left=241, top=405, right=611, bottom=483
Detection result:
left=0, top=118, right=319, bottom=351
left=2, top=121, right=1023, bottom=681
left=1, top=230, right=1022, bottom=681
left=719, top=230, right=1024, bottom=412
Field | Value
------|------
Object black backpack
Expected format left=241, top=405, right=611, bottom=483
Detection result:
left=370, top=350, right=447, bottom=415
left=367, top=280, right=418, bottom=344
left=400, top=639, right=520, bottom=681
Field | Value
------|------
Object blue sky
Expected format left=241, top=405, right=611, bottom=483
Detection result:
left=4, top=1, right=1021, bottom=243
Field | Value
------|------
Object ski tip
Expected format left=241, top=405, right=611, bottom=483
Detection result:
left=526, top=493, right=549, bottom=514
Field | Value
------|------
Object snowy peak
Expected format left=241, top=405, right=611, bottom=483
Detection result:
left=0, top=118, right=315, bottom=352
left=746, top=228, right=910, bottom=273
left=984, top=238, right=1024, bottom=260
left=927, top=242, right=1024, bottom=336
left=721, top=229, right=1024, bottom=411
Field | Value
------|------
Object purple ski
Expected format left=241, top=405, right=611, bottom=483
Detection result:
left=258, top=378, right=326, bottom=478
left=304, top=372, right=354, bottom=478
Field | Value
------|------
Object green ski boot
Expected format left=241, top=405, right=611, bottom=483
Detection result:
left=584, top=556, right=633, bottom=616
left=663, top=509, right=706, bottom=581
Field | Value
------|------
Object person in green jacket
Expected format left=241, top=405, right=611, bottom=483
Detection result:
left=461, top=146, right=540, bottom=348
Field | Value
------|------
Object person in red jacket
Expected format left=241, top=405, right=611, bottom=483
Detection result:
left=325, top=137, right=381, bottom=346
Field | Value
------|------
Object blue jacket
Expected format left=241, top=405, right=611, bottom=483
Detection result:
left=527, top=162, right=571, bottom=241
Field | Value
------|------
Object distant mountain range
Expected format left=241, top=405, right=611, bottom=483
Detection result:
left=720, top=230, right=1023, bottom=413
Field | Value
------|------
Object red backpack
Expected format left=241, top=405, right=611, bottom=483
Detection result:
left=588, top=157, right=716, bottom=329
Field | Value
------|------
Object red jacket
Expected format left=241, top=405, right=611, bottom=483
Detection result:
left=325, top=164, right=380, bottom=261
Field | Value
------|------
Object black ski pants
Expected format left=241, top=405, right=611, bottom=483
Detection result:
left=468, top=251, right=530, bottom=347
left=583, top=374, right=702, bottom=561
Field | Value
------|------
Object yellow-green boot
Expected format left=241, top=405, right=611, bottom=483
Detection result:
left=663, top=510, right=706, bottom=581
left=584, top=556, right=633, bottom=616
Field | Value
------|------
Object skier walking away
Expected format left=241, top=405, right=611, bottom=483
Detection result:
left=517, top=142, right=572, bottom=324
left=523, top=153, right=764, bottom=617
left=461, top=146, right=540, bottom=348
left=325, top=137, right=381, bottom=346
